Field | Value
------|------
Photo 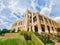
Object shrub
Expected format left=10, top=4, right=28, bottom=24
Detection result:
left=34, top=32, right=55, bottom=45
left=55, top=34, right=60, bottom=38
left=31, top=32, right=44, bottom=45
left=55, top=34, right=60, bottom=42
left=56, top=28, right=60, bottom=32
left=19, top=30, right=26, bottom=35
left=19, top=30, right=31, bottom=40
left=38, top=36, right=54, bottom=44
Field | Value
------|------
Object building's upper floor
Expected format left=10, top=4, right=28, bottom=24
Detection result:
left=11, top=9, right=60, bottom=29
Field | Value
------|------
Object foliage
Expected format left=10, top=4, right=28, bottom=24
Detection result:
left=0, top=29, right=10, bottom=35
left=38, top=36, right=54, bottom=44
left=34, top=32, right=55, bottom=45
left=55, top=34, right=60, bottom=38
left=0, top=30, right=2, bottom=35
left=31, top=32, right=44, bottom=45
left=55, top=34, right=60, bottom=42
left=27, top=40, right=35, bottom=45
left=2, top=29, right=10, bottom=34
left=56, top=28, right=60, bottom=32
left=19, top=30, right=31, bottom=40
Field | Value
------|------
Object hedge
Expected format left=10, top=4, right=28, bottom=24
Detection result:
left=31, top=32, right=44, bottom=45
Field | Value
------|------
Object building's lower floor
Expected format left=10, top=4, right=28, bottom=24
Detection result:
left=11, top=24, right=57, bottom=34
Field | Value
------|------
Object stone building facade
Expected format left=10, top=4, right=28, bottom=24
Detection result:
left=11, top=9, right=60, bottom=34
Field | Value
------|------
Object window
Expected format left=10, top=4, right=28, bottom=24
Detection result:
left=52, top=27, right=53, bottom=30
left=21, top=21, right=22, bottom=25
left=15, top=23, right=17, bottom=26
left=39, top=16, right=43, bottom=22
left=19, top=21, right=22, bottom=25
left=49, top=19, right=51, bottom=24
left=33, top=16, right=37, bottom=22
left=44, top=18, right=48, bottom=24
left=52, top=21, right=54, bottom=25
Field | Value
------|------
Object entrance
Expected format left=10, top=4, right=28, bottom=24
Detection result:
left=47, top=26, right=50, bottom=33
left=41, top=25, right=45, bottom=32
left=52, top=27, right=54, bottom=32
left=34, top=25, right=38, bottom=32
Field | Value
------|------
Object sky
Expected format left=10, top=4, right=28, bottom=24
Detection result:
left=0, top=0, right=60, bottom=29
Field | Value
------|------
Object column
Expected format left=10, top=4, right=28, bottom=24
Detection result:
left=29, top=26, right=31, bottom=32
left=48, top=20, right=53, bottom=34
left=32, top=12, right=35, bottom=32
left=50, top=26, right=53, bottom=34
left=42, top=16, right=48, bottom=33
left=25, top=9, right=29, bottom=31
left=53, top=26, right=57, bottom=34
left=45, top=25, right=48, bottom=33
left=36, top=13, right=42, bottom=33
left=15, top=27, right=18, bottom=32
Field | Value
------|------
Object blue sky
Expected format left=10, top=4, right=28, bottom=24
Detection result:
left=0, top=0, right=60, bottom=29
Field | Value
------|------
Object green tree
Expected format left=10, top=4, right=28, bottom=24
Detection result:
left=1, top=29, right=10, bottom=36
left=0, top=29, right=2, bottom=35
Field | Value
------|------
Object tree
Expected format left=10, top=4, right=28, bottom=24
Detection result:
left=0, top=29, right=2, bottom=35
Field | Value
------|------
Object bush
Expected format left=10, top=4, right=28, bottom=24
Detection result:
left=34, top=32, right=55, bottom=45
left=38, top=36, right=54, bottom=44
left=55, top=34, right=60, bottom=38
left=56, top=28, right=60, bottom=32
left=55, top=34, right=60, bottom=42
left=19, top=30, right=31, bottom=40
left=31, top=32, right=44, bottom=45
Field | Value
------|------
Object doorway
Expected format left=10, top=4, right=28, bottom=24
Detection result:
left=47, top=26, right=50, bottom=33
left=34, top=25, right=38, bottom=32
left=41, top=25, right=45, bottom=32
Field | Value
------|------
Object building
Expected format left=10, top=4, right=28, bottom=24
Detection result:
left=11, top=9, right=60, bottom=34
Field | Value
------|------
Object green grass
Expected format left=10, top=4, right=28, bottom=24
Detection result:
left=31, top=32, right=44, bottom=45
left=0, top=31, right=56, bottom=45
left=27, top=40, right=35, bottom=45
left=0, top=37, right=27, bottom=45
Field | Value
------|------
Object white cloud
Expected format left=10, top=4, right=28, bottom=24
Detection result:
left=40, top=7, right=50, bottom=16
left=0, top=0, right=60, bottom=29
left=30, top=0, right=39, bottom=12
left=0, top=2, right=6, bottom=12
left=7, top=0, right=27, bottom=15
left=8, top=0, right=18, bottom=8
left=40, top=0, right=56, bottom=17
left=0, top=18, right=8, bottom=28
left=0, top=16, right=12, bottom=22
left=54, top=17, right=60, bottom=22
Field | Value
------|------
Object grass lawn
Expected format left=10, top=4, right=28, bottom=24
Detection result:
left=27, top=40, right=35, bottom=45
left=0, top=36, right=27, bottom=45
